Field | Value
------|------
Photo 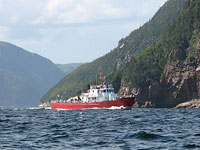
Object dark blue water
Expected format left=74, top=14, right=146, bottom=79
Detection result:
left=0, top=108, right=200, bottom=150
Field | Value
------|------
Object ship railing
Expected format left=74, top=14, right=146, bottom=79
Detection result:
left=116, top=94, right=135, bottom=99
left=51, top=100, right=67, bottom=103
left=51, top=99, right=85, bottom=103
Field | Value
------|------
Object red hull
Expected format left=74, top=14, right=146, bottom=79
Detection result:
left=51, top=97, right=134, bottom=110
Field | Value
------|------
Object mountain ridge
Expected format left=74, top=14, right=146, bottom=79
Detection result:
left=0, top=41, right=65, bottom=106
left=56, top=63, right=84, bottom=75
left=41, top=0, right=186, bottom=104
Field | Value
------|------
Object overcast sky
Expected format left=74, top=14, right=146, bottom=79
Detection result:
left=0, top=0, right=167, bottom=64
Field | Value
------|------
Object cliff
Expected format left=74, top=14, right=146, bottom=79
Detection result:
left=142, top=49, right=200, bottom=108
left=123, top=0, right=200, bottom=108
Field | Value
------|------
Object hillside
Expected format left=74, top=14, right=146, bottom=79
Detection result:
left=117, top=0, right=200, bottom=108
left=56, top=63, right=83, bottom=75
left=41, top=0, right=186, bottom=104
left=0, top=41, right=64, bottom=106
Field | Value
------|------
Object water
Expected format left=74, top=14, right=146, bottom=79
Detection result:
left=0, top=108, right=200, bottom=150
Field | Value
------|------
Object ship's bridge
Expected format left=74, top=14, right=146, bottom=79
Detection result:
left=82, top=84, right=116, bottom=102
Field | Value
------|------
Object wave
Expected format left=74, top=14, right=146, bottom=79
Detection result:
left=184, top=144, right=200, bottom=148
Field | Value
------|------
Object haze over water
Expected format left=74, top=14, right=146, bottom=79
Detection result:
left=0, top=108, right=200, bottom=149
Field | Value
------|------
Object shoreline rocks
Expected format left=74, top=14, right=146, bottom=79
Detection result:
left=175, top=99, right=200, bottom=108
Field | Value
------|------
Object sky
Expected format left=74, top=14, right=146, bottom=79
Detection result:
left=0, top=0, right=167, bottom=64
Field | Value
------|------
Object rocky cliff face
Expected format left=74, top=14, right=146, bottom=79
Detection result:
left=134, top=41, right=200, bottom=108
left=122, top=0, right=200, bottom=108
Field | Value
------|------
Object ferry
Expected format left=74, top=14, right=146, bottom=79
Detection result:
left=51, top=67, right=135, bottom=110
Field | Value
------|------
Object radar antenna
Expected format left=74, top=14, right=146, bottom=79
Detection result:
left=98, top=66, right=104, bottom=87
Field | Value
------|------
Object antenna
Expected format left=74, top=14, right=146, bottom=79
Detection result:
left=98, top=66, right=104, bottom=87
left=96, top=73, right=98, bottom=86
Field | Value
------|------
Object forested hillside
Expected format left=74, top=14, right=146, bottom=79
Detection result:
left=0, top=41, right=64, bottom=106
left=41, top=0, right=186, bottom=104
left=117, top=0, right=200, bottom=107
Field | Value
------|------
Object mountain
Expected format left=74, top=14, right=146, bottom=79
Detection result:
left=56, top=63, right=84, bottom=75
left=0, top=41, right=65, bottom=106
left=115, top=0, right=200, bottom=108
left=41, top=0, right=186, bottom=104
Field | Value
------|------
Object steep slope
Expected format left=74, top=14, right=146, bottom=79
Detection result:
left=119, top=0, right=200, bottom=108
left=0, top=41, right=64, bottom=106
left=56, top=63, right=83, bottom=75
left=41, top=0, right=186, bottom=103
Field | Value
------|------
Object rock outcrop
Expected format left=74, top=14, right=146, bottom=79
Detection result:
left=175, top=99, right=200, bottom=108
left=163, top=62, right=198, bottom=107
left=138, top=41, right=200, bottom=108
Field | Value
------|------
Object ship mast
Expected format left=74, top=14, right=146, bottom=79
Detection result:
left=98, top=66, right=104, bottom=87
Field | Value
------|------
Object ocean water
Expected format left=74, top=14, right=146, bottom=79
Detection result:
left=0, top=108, right=200, bottom=150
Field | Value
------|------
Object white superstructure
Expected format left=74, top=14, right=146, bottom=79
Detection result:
left=79, top=83, right=117, bottom=102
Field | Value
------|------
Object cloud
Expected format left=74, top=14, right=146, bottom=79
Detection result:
left=56, top=2, right=89, bottom=24
left=0, top=0, right=167, bottom=26
left=46, top=0, right=74, bottom=14
left=0, top=0, right=168, bottom=26
left=101, top=3, right=129, bottom=18
left=32, top=0, right=137, bottom=25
